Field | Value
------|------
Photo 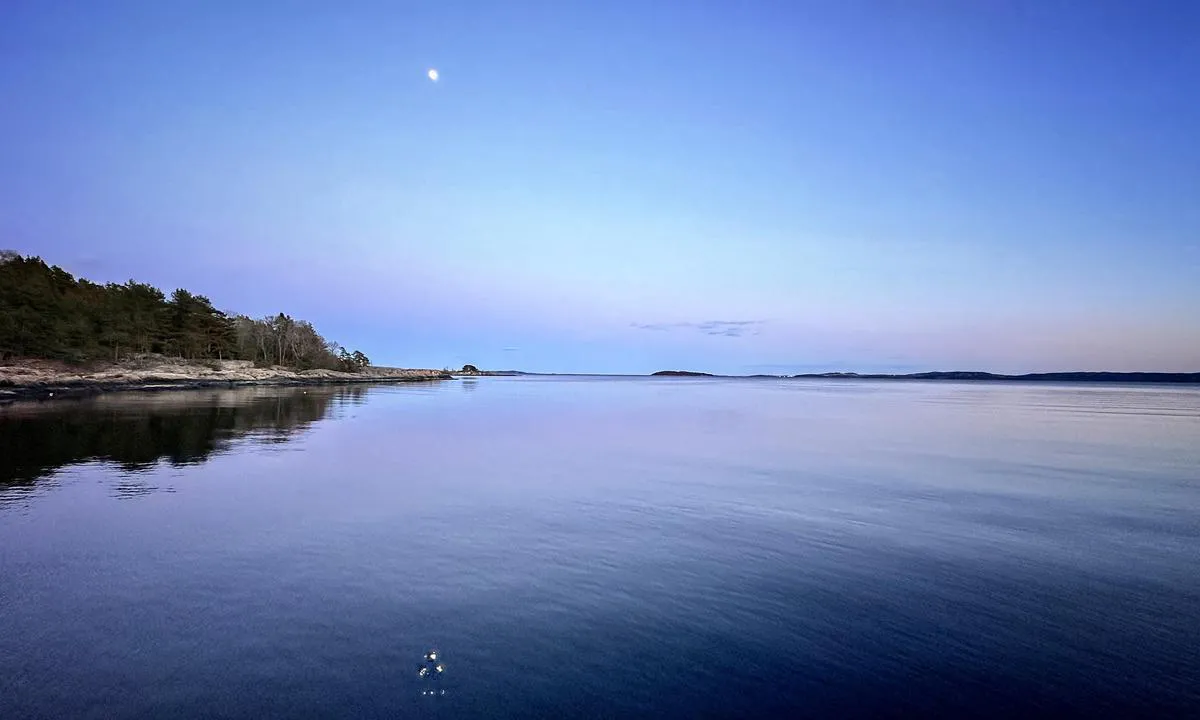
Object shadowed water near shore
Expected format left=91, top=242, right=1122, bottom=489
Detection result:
left=2, top=378, right=1199, bottom=718
left=0, top=386, right=366, bottom=493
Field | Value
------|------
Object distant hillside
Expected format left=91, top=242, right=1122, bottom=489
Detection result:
left=791, top=371, right=1200, bottom=384
left=652, top=370, right=715, bottom=377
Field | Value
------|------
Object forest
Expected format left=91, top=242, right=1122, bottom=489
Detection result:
left=0, top=251, right=370, bottom=370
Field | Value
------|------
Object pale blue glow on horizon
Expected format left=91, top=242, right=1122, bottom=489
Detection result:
left=2, top=1, right=1197, bottom=374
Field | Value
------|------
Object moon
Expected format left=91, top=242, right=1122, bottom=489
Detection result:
left=427, top=68, right=439, bottom=82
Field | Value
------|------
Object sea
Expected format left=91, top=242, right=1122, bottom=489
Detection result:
left=2, top=376, right=1198, bottom=718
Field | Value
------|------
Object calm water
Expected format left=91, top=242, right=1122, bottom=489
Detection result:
left=2, top=378, right=1199, bottom=718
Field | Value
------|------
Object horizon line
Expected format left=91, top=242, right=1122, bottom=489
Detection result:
left=482, top=369, right=1200, bottom=380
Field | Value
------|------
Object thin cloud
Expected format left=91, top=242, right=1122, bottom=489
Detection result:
left=630, top=320, right=765, bottom=337
left=502, top=347, right=520, bottom=352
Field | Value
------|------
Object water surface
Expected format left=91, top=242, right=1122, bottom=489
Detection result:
left=2, top=378, right=1198, bottom=717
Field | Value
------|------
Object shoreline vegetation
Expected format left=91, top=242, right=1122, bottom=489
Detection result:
left=0, top=251, right=462, bottom=403
left=0, top=251, right=381, bottom=372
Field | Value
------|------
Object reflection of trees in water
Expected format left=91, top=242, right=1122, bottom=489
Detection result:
left=0, top=386, right=368, bottom=489
left=112, top=477, right=169, bottom=499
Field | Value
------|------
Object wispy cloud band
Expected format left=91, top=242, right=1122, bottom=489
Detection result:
left=630, top=320, right=764, bottom=337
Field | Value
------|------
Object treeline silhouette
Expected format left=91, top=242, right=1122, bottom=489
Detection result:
left=0, top=251, right=369, bottom=370
left=0, top=386, right=367, bottom=489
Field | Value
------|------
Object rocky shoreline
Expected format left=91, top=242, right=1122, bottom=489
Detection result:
left=0, top=358, right=453, bottom=404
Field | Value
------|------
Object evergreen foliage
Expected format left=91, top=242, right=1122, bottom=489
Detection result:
left=0, top=252, right=370, bottom=370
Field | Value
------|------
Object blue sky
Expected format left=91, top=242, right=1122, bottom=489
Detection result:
left=2, top=1, right=1197, bottom=373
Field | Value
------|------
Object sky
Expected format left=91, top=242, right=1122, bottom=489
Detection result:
left=2, top=1, right=1198, bottom=374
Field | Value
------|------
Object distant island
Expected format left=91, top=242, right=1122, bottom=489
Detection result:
left=651, top=370, right=1200, bottom=384
left=455, top=365, right=524, bottom=377
left=790, top=371, right=1200, bottom=384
